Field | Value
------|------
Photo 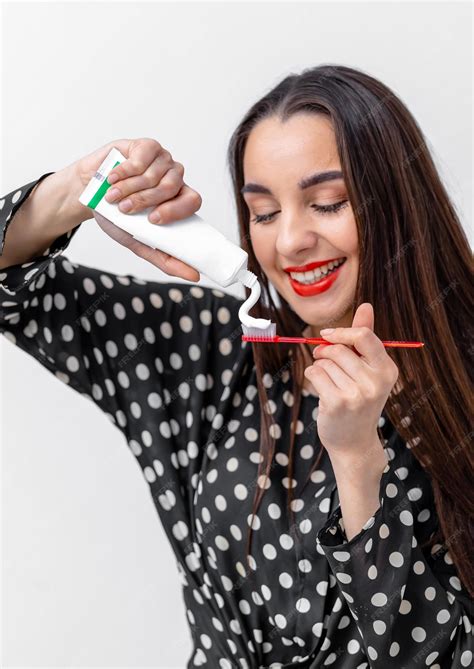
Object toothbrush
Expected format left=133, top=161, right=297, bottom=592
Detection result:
left=241, top=325, right=424, bottom=348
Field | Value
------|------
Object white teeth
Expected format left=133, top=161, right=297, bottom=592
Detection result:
left=289, top=258, right=346, bottom=284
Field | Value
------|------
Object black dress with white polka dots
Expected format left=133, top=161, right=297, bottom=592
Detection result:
left=1, top=174, right=472, bottom=669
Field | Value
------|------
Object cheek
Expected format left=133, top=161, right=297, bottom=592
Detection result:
left=250, top=229, right=276, bottom=270
left=335, top=212, right=359, bottom=257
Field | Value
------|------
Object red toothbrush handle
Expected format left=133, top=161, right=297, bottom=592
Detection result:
left=242, top=335, right=424, bottom=348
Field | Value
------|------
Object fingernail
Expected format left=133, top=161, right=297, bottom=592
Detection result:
left=320, top=328, right=334, bottom=334
left=106, top=188, right=121, bottom=202
left=119, top=199, right=132, bottom=212
left=108, top=173, right=119, bottom=184
left=149, top=212, right=161, bottom=223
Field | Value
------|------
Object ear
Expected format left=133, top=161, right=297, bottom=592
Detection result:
left=351, top=302, right=374, bottom=331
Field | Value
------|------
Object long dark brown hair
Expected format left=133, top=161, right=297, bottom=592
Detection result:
left=226, top=64, right=474, bottom=597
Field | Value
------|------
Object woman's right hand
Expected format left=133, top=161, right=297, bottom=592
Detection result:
left=74, top=137, right=202, bottom=282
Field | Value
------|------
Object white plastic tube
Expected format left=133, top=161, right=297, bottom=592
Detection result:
left=78, top=147, right=273, bottom=331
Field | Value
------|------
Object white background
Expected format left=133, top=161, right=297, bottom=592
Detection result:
left=1, top=1, right=472, bottom=667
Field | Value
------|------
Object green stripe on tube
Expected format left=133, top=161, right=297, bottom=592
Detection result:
left=87, top=160, right=121, bottom=209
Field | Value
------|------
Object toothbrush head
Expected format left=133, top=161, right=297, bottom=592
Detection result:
left=241, top=322, right=277, bottom=340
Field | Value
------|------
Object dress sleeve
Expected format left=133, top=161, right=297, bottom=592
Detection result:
left=0, top=176, right=246, bottom=512
left=315, top=423, right=474, bottom=668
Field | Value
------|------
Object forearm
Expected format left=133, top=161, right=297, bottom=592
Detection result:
left=329, top=435, right=388, bottom=541
left=0, top=164, right=90, bottom=269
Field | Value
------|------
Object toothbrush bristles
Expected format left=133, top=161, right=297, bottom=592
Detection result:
left=241, top=323, right=277, bottom=339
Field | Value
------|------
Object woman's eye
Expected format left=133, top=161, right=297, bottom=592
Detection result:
left=251, top=212, right=277, bottom=224
left=311, top=200, right=349, bottom=215
left=251, top=200, right=349, bottom=224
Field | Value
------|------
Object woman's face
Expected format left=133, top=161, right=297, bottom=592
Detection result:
left=243, top=113, right=359, bottom=336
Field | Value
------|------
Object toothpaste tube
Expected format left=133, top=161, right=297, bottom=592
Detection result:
left=78, top=147, right=272, bottom=331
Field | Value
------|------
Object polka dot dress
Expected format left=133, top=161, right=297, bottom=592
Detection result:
left=1, top=176, right=472, bottom=668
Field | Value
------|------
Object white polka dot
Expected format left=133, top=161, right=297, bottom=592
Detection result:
left=461, top=651, right=473, bottom=667
left=199, top=309, right=212, bottom=325
left=400, top=510, right=413, bottom=526
left=215, top=495, right=227, bottom=511
left=66, top=356, right=79, bottom=372
left=296, top=597, right=310, bottom=613
left=234, top=484, right=248, bottom=500
left=160, top=322, right=173, bottom=338
left=426, top=651, right=439, bottom=665
left=113, top=303, right=126, bottom=319
left=230, top=524, right=242, bottom=541
left=411, top=627, right=426, bottom=642
left=83, top=278, right=96, bottom=295
left=238, top=599, right=250, bottom=615
left=368, top=565, right=378, bottom=580
left=268, top=503, right=281, bottom=519
left=389, top=642, right=400, bottom=657
left=215, top=536, right=229, bottom=551
left=399, top=599, right=412, bottom=614
left=279, top=572, right=293, bottom=589
left=299, top=519, right=312, bottom=534
left=436, top=609, right=450, bottom=624
left=424, top=586, right=436, bottom=601
left=312, top=622, right=323, bottom=637
left=371, top=592, right=387, bottom=607
left=389, top=551, right=404, bottom=567
left=379, top=523, right=390, bottom=539
left=373, top=620, right=386, bottom=635
left=347, top=639, right=360, bottom=654
left=170, top=352, right=183, bottom=369
left=136, top=363, right=150, bottom=380
left=54, top=293, right=66, bottom=310
left=367, top=646, right=378, bottom=660
left=316, top=581, right=328, bottom=596
left=263, top=544, right=277, bottom=560
left=300, top=444, right=313, bottom=459
left=386, top=482, right=398, bottom=497
left=274, top=614, right=287, bottom=629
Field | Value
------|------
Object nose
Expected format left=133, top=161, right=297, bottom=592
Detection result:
left=275, top=208, right=319, bottom=262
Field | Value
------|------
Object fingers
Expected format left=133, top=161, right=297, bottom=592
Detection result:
left=313, top=343, right=367, bottom=384
left=149, top=183, right=202, bottom=224
left=304, top=364, right=338, bottom=396
left=310, top=358, right=358, bottom=392
left=319, top=326, right=385, bottom=367
left=131, top=243, right=201, bottom=282
left=94, top=212, right=200, bottom=282
left=107, top=138, right=163, bottom=184
left=105, top=154, right=177, bottom=211
left=103, top=137, right=201, bottom=224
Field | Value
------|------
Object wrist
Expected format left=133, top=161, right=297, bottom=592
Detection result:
left=328, top=433, right=387, bottom=486
left=55, top=162, right=92, bottom=229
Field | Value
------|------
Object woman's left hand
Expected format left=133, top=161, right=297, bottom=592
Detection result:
left=304, top=303, right=399, bottom=461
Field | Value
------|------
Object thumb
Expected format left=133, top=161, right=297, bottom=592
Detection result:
left=351, top=302, right=374, bottom=331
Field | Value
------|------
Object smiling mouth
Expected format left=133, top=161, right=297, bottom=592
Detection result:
left=287, top=257, right=347, bottom=285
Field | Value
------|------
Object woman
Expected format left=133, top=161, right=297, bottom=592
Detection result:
left=1, top=64, right=472, bottom=668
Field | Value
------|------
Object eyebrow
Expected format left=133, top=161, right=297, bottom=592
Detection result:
left=240, top=170, right=344, bottom=195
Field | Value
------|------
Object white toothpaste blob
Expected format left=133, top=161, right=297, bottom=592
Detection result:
left=236, top=269, right=273, bottom=330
